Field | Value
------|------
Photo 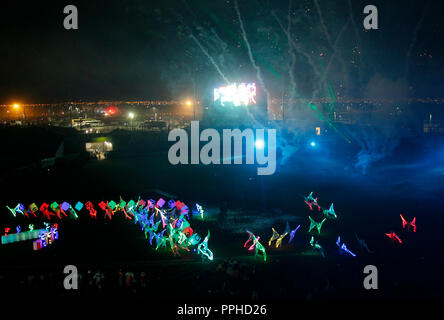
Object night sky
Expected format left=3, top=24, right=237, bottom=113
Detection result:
left=0, top=0, right=443, bottom=104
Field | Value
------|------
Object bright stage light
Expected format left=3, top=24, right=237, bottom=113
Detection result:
left=214, top=82, right=256, bottom=107
left=255, top=139, right=265, bottom=149
left=310, top=141, right=316, bottom=147
left=13, top=103, right=20, bottom=109
left=128, top=112, right=135, bottom=119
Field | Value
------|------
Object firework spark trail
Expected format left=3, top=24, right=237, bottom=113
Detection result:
left=324, top=18, right=351, bottom=81
left=405, top=0, right=430, bottom=76
left=313, top=0, right=348, bottom=86
left=286, top=0, right=297, bottom=107
left=271, top=10, right=323, bottom=96
left=347, top=0, right=364, bottom=74
left=234, top=0, right=270, bottom=103
left=190, top=34, right=230, bottom=84
left=313, top=0, right=334, bottom=48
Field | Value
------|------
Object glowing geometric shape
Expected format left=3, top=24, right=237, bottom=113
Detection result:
left=309, top=236, right=325, bottom=258
left=385, top=232, right=402, bottom=244
left=156, top=198, right=165, bottom=208
left=308, top=216, right=326, bottom=234
left=323, top=203, right=337, bottom=219
left=108, top=201, right=117, bottom=210
left=74, top=202, right=83, bottom=211
left=289, top=225, right=300, bottom=243
left=304, top=192, right=321, bottom=211
left=61, top=202, right=70, bottom=212
left=400, top=214, right=416, bottom=232
left=1, top=229, right=46, bottom=244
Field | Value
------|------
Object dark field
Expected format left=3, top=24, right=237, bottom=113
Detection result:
left=1, top=127, right=443, bottom=301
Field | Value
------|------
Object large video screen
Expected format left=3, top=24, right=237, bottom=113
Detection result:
left=213, top=82, right=256, bottom=107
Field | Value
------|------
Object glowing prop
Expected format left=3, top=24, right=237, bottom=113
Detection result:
left=74, top=201, right=83, bottom=211
left=85, top=201, right=97, bottom=219
left=187, top=233, right=201, bottom=246
left=289, top=225, right=301, bottom=243
left=60, top=202, right=70, bottom=216
left=336, top=236, right=356, bottom=257
left=400, top=214, right=416, bottom=232
left=6, top=205, right=17, bottom=217
left=323, top=203, right=337, bottom=219
left=253, top=237, right=267, bottom=261
left=4, top=228, right=10, bottom=237
left=67, top=204, right=79, bottom=219
left=16, top=226, right=21, bottom=233
left=355, top=233, right=373, bottom=253
left=268, top=228, right=279, bottom=246
left=244, top=230, right=267, bottom=261
left=183, top=226, right=193, bottom=237
left=175, top=201, right=189, bottom=219
left=1, top=229, right=46, bottom=244
left=168, top=199, right=176, bottom=209
left=308, top=216, right=326, bottom=234
left=244, top=230, right=255, bottom=249
left=50, top=202, right=65, bottom=219
left=147, top=199, right=155, bottom=209
left=154, top=207, right=168, bottom=229
left=196, top=204, right=204, bottom=219
left=99, top=201, right=114, bottom=220
left=28, top=203, right=39, bottom=217
left=310, top=236, right=325, bottom=258
left=155, top=229, right=167, bottom=250
left=304, top=192, right=321, bottom=211
left=40, top=202, right=55, bottom=220
left=108, top=200, right=117, bottom=211
left=385, top=232, right=402, bottom=244
left=268, top=228, right=288, bottom=248
left=197, top=230, right=213, bottom=261
left=156, top=198, right=165, bottom=208
left=28, top=224, right=34, bottom=231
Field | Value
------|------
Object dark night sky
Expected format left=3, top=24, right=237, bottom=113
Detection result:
left=0, top=0, right=443, bottom=104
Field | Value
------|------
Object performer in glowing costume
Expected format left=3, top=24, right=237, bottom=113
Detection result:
left=400, top=214, right=416, bottom=232
left=336, top=236, right=356, bottom=257
left=289, top=225, right=301, bottom=243
left=268, top=228, right=288, bottom=248
left=304, top=192, right=321, bottom=211
left=40, top=203, right=55, bottom=220
left=322, top=203, right=337, bottom=219
left=309, top=236, right=325, bottom=258
left=197, top=230, right=213, bottom=261
left=244, top=231, right=266, bottom=261
left=196, top=204, right=204, bottom=219
left=308, top=216, right=326, bottom=234
left=385, top=232, right=402, bottom=244
left=85, top=201, right=97, bottom=219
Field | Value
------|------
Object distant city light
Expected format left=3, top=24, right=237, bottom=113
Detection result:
left=255, top=139, right=265, bottom=149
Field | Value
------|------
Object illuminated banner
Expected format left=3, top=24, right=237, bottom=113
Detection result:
left=214, top=82, right=256, bottom=107
left=1, top=229, right=46, bottom=244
